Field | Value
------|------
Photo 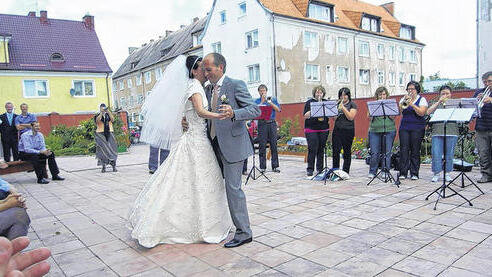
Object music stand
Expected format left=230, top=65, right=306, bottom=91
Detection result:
left=310, top=100, right=340, bottom=185
left=366, top=99, right=400, bottom=187
left=443, top=98, right=484, bottom=194
left=245, top=107, right=273, bottom=185
left=425, top=107, right=475, bottom=210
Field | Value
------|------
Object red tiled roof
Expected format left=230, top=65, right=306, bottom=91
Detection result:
left=0, top=13, right=112, bottom=73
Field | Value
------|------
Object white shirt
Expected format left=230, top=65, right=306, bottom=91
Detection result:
left=399, top=95, right=428, bottom=107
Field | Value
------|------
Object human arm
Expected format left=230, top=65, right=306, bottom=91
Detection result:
left=0, top=236, right=51, bottom=277
left=189, top=93, right=227, bottom=120
left=0, top=194, right=25, bottom=211
left=303, top=101, right=311, bottom=119
left=410, top=97, right=428, bottom=116
left=268, top=98, right=281, bottom=113
left=340, top=103, right=357, bottom=121
left=221, top=80, right=260, bottom=120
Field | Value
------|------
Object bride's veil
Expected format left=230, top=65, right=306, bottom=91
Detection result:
left=140, top=55, right=188, bottom=150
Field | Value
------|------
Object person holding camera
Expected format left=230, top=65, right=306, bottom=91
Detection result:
left=254, top=84, right=281, bottom=173
left=95, top=103, right=118, bottom=172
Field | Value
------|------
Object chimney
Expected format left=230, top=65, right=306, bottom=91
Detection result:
left=40, top=10, right=48, bottom=24
left=165, top=30, right=173, bottom=37
left=381, top=2, right=395, bottom=16
left=128, top=47, right=138, bottom=54
left=150, top=39, right=154, bottom=43
left=27, top=11, right=36, bottom=17
left=193, top=17, right=199, bottom=23
left=83, top=14, right=95, bottom=30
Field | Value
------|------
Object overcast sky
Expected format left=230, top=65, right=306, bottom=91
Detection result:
left=1, top=0, right=477, bottom=79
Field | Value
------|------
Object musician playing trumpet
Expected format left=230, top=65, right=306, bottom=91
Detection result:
left=473, top=71, right=492, bottom=183
left=398, top=81, right=428, bottom=180
left=332, top=87, right=357, bottom=174
left=427, top=85, right=458, bottom=182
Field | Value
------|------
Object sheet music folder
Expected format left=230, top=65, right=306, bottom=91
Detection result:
left=310, top=101, right=338, bottom=117
left=429, top=108, right=475, bottom=123
left=367, top=99, right=400, bottom=117
left=443, top=98, right=480, bottom=118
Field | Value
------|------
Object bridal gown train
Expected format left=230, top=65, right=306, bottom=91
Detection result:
left=129, top=79, right=232, bottom=248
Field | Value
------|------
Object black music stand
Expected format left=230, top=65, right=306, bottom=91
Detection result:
left=425, top=107, right=475, bottom=210
left=310, top=100, right=340, bottom=185
left=245, top=109, right=272, bottom=185
left=366, top=99, right=400, bottom=187
left=443, top=98, right=484, bottom=194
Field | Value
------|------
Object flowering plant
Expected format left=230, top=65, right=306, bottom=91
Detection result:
left=220, top=94, right=229, bottom=104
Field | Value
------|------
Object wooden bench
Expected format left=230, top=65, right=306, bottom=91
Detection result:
left=0, top=161, right=34, bottom=175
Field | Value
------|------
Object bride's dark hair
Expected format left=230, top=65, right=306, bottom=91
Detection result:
left=186, top=55, right=202, bottom=78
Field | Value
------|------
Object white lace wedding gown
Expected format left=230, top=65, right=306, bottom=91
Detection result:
left=129, top=79, right=232, bottom=248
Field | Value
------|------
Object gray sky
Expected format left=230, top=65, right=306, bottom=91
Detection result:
left=1, top=0, right=476, bottom=79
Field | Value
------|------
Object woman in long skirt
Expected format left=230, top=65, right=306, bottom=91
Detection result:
left=95, top=103, right=118, bottom=172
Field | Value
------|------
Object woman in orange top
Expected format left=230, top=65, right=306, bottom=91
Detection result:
left=94, top=103, right=118, bottom=172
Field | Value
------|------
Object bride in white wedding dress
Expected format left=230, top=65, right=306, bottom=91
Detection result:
left=128, top=55, right=232, bottom=248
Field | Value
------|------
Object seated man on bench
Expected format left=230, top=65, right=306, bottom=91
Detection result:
left=18, top=122, right=64, bottom=184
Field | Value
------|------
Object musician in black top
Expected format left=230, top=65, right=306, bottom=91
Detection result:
left=474, top=71, right=492, bottom=183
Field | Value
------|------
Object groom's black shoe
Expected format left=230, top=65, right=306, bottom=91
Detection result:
left=224, top=237, right=252, bottom=248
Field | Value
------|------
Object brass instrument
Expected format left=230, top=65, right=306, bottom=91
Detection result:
left=478, top=85, right=492, bottom=109
left=401, top=94, right=411, bottom=109
left=338, top=100, right=343, bottom=111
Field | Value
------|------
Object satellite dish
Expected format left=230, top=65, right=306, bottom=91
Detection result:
left=69, top=89, right=75, bottom=96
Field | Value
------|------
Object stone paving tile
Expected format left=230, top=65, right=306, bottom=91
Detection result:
left=110, top=256, right=158, bottom=277
left=379, top=237, right=426, bottom=255
left=303, top=247, right=352, bottom=267
left=220, top=256, right=269, bottom=276
left=275, top=239, right=321, bottom=256
left=274, top=257, right=326, bottom=276
left=255, top=269, right=289, bottom=276
left=59, top=256, right=108, bottom=276
left=445, top=228, right=490, bottom=243
left=255, top=232, right=295, bottom=247
left=376, top=268, right=418, bottom=276
left=412, top=222, right=454, bottom=236
left=129, top=267, right=173, bottom=277
left=453, top=254, right=492, bottom=276
left=325, top=238, right=373, bottom=256
left=333, top=257, right=387, bottom=277
left=438, top=266, right=487, bottom=277
left=250, top=248, right=296, bottom=267
left=393, top=256, right=449, bottom=277
left=356, top=247, right=407, bottom=267
left=76, top=267, right=119, bottom=277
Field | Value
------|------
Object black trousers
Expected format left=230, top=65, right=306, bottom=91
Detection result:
left=1, top=139, right=18, bottom=162
left=19, top=151, right=60, bottom=180
left=399, top=128, right=425, bottom=177
left=258, top=120, right=279, bottom=170
left=305, top=131, right=329, bottom=172
left=332, top=128, right=355, bottom=173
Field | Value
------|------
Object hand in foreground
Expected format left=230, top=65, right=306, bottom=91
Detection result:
left=0, top=237, right=51, bottom=277
left=181, top=117, right=189, bottom=132
left=0, top=162, right=8, bottom=169
left=218, top=105, right=234, bottom=119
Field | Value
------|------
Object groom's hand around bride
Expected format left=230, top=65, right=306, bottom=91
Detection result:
left=181, top=117, right=189, bottom=132
left=218, top=104, right=234, bottom=119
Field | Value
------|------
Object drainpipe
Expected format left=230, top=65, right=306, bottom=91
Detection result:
left=353, top=32, right=358, bottom=98
left=271, top=14, right=278, bottom=98
left=105, top=73, right=110, bottom=108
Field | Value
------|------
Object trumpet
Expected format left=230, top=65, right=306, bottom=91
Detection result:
left=478, top=85, right=492, bottom=109
left=401, top=94, right=412, bottom=109
left=338, top=100, right=343, bottom=111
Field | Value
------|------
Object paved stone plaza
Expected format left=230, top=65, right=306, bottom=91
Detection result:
left=3, top=144, right=492, bottom=276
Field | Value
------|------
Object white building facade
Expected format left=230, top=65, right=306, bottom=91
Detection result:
left=478, top=0, right=492, bottom=84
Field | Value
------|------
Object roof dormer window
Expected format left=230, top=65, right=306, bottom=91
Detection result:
left=130, top=61, right=139, bottom=69
left=160, top=47, right=172, bottom=57
left=308, top=2, right=334, bottom=23
left=50, top=53, right=64, bottom=62
left=400, top=24, right=415, bottom=40
left=361, top=14, right=380, bottom=32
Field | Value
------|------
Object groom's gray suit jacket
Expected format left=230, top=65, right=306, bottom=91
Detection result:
left=206, top=76, right=261, bottom=163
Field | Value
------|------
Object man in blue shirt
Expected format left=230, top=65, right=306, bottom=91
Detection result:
left=474, top=71, right=492, bottom=183
left=254, top=84, right=281, bottom=173
left=14, top=103, right=37, bottom=136
left=0, top=102, right=19, bottom=161
left=18, top=122, right=64, bottom=184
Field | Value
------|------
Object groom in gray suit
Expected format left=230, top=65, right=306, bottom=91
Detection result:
left=202, top=53, right=260, bottom=248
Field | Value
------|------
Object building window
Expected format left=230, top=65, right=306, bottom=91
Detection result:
left=246, top=30, right=259, bottom=49
left=304, top=31, right=318, bottom=49
left=325, top=65, right=332, bottom=83
left=359, top=69, right=370, bottom=85
left=337, top=66, right=349, bottom=83
left=136, top=74, right=142, bottom=86
left=388, top=45, right=395, bottom=60
left=399, top=72, right=405, bottom=86
left=389, top=72, right=396, bottom=86
left=112, top=82, right=117, bottom=92
left=137, top=93, right=144, bottom=104
left=119, top=80, right=124, bottom=90
left=400, top=24, right=415, bottom=40
left=50, top=53, right=64, bottom=62
left=127, top=78, right=133, bottom=88
left=146, top=91, right=151, bottom=96
left=130, top=95, right=135, bottom=107
left=377, top=71, right=385, bottom=84
left=337, top=37, right=348, bottom=55
left=73, top=80, right=94, bottom=97
left=305, top=64, right=320, bottom=81
left=23, top=80, right=49, bottom=98
left=155, top=68, right=163, bottom=80
left=139, top=114, right=145, bottom=122
left=398, top=47, right=405, bottom=62
left=247, top=64, right=260, bottom=83
left=131, top=112, right=136, bottom=123
left=359, top=41, right=370, bottom=57
left=120, top=96, right=126, bottom=107
left=308, top=3, right=334, bottom=22
left=377, top=44, right=384, bottom=59
left=212, top=42, right=222, bottom=54
left=144, top=71, right=152, bottom=84
left=409, top=49, right=417, bottom=63
left=361, top=15, right=380, bottom=32
left=409, top=73, right=417, bottom=81
left=220, top=10, right=226, bottom=24
left=239, top=2, right=246, bottom=16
